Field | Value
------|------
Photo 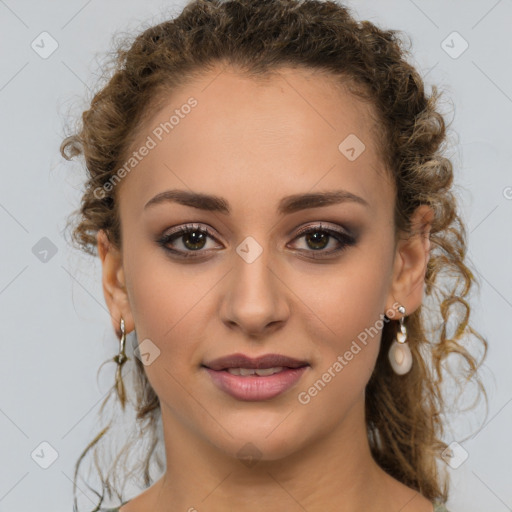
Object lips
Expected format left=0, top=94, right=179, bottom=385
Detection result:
left=202, top=353, right=310, bottom=401
left=203, top=353, right=309, bottom=371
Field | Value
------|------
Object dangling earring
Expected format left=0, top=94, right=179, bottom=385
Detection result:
left=113, top=317, right=129, bottom=408
left=388, top=305, right=412, bottom=375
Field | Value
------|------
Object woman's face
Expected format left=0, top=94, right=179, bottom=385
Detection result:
left=107, top=65, right=408, bottom=461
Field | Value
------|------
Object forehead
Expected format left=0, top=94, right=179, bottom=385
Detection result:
left=118, top=65, right=394, bottom=219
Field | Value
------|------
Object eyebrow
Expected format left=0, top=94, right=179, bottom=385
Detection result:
left=143, top=188, right=370, bottom=215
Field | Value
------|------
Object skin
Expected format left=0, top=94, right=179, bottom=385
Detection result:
left=97, top=64, right=434, bottom=512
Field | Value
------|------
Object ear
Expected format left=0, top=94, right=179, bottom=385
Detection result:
left=97, top=229, right=135, bottom=337
left=385, top=204, right=434, bottom=318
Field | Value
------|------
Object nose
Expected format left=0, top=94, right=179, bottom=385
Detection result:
left=219, top=245, right=290, bottom=339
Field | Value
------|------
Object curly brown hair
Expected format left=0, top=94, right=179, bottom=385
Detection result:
left=60, top=1, right=488, bottom=510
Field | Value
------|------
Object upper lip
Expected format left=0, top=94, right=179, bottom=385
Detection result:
left=203, top=353, right=309, bottom=371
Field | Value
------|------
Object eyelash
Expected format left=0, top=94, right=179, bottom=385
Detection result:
left=157, top=222, right=357, bottom=260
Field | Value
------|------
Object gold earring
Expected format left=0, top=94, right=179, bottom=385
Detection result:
left=388, top=305, right=412, bottom=375
left=113, top=317, right=129, bottom=408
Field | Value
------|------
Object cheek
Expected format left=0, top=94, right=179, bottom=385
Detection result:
left=123, top=254, right=209, bottom=416
left=123, top=242, right=223, bottom=386
left=298, top=255, right=390, bottom=349
left=124, top=235, right=206, bottom=339
left=291, top=251, right=392, bottom=402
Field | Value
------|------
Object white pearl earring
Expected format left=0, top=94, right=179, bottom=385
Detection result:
left=388, top=305, right=412, bottom=375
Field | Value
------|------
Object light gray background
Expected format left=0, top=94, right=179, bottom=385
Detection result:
left=0, top=1, right=511, bottom=511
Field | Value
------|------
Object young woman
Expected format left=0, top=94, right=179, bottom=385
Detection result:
left=61, top=1, right=487, bottom=511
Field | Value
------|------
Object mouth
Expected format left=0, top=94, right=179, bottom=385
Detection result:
left=203, top=353, right=309, bottom=371
left=222, top=367, right=287, bottom=376
left=202, top=353, right=310, bottom=401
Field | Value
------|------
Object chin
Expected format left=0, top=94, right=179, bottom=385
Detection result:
left=206, top=417, right=311, bottom=464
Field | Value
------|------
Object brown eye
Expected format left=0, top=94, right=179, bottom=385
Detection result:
left=303, top=231, right=330, bottom=250
left=157, top=224, right=221, bottom=258
left=289, top=223, right=357, bottom=258
left=180, top=229, right=208, bottom=251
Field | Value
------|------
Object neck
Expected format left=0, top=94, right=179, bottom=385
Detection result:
left=144, top=397, right=396, bottom=512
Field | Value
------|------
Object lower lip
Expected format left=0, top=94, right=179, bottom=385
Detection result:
left=204, top=366, right=309, bottom=401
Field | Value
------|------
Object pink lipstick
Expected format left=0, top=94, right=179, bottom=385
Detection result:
left=202, top=353, right=309, bottom=401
